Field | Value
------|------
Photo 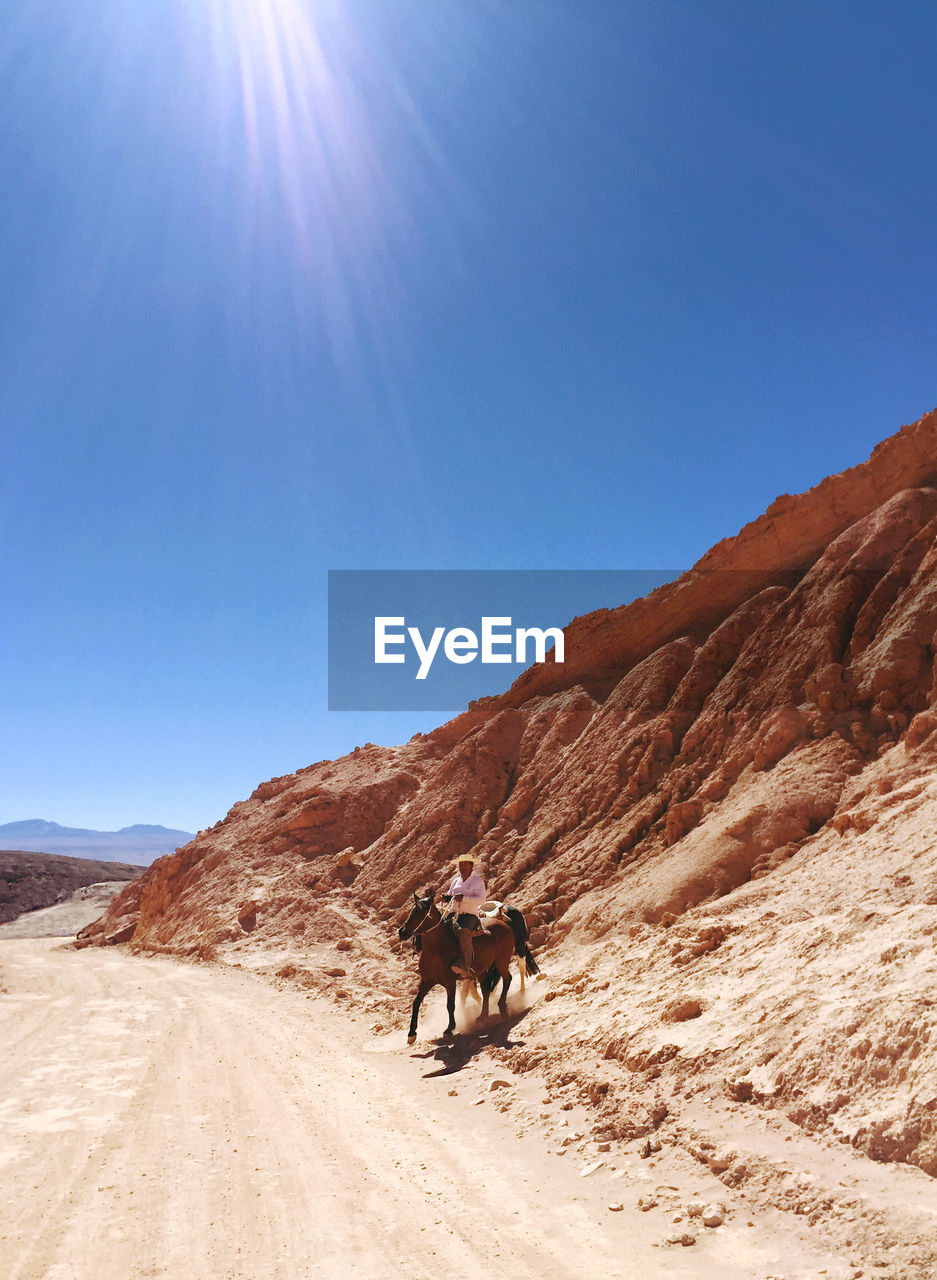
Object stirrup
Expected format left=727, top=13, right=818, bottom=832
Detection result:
left=451, top=962, right=475, bottom=978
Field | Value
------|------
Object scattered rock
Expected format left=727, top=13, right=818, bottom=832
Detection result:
left=661, top=998, right=703, bottom=1023
left=106, top=924, right=136, bottom=946
left=237, top=905, right=257, bottom=933
left=701, top=1204, right=725, bottom=1228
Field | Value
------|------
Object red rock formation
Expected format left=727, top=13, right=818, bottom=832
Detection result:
left=80, top=405, right=937, bottom=1186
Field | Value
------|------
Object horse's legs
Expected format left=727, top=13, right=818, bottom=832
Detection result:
left=407, top=979, right=432, bottom=1044
left=444, top=981, right=457, bottom=1037
left=518, top=955, right=527, bottom=993
left=498, top=963, right=512, bottom=1015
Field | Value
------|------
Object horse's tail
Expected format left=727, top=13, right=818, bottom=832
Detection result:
left=505, top=906, right=527, bottom=951
left=503, top=905, right=539, bottom=977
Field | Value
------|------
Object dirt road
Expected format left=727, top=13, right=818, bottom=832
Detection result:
left=0, top=939, right=849, bottom=1280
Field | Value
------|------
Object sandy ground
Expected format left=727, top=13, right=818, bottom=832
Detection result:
left=0, top=939, right=858, bottom=1280
left=0, top=883, right=131, bottom=940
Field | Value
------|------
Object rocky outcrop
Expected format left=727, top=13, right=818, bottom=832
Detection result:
left=80, top=406, right=937, bottom=1183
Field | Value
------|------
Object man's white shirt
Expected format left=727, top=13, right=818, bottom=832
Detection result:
left=449, top=871, right=486, bottom=916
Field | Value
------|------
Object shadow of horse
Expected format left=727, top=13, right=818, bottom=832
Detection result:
left=410, top=1006, right=532, bottom=1078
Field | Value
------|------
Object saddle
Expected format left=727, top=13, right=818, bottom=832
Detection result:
left=471, top=903, right=517, bottom=943
left=478, top=900, right=513, bottom=932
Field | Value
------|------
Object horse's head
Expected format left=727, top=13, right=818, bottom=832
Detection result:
left=398, top=891, right=437, bottom=941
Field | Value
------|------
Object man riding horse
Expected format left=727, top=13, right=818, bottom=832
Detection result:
left=443, top=853, right=486, bottom=979
left=398, top=855, right=540, bottom=1043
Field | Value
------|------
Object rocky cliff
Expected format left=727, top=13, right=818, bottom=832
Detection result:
left=80, top=408, right=937, bottom=1242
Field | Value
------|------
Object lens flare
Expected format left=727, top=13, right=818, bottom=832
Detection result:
left=200, top=0, right=449, bottom=366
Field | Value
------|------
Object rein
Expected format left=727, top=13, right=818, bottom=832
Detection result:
left=410, top=900, right=443, bottom=937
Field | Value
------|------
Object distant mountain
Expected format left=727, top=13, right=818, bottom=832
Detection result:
left=117, top=824, right=182, bottom=835
left=0, top=820, right=195, bottom=866
left=0, top=819, right=97, bottom=838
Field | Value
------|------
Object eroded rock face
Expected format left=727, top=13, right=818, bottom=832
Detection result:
left=79, top=407, right=937, bottom=1180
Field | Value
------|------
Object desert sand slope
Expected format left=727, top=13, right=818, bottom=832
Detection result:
left=0, top=939, right=856, bottom=1280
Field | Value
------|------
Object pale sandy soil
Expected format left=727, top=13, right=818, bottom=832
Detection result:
left=0, top=883, right=131, bottom=940
left=0, top=940, right=855, bottom=1280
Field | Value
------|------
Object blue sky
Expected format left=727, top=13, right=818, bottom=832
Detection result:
left=1, top=0, right=936, bottom=834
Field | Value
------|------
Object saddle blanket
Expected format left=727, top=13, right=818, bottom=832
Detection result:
left=478, top=900, right=510, bottom=931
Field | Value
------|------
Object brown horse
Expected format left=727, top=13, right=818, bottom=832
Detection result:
left=398, top=893, right=515, bottom=1044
